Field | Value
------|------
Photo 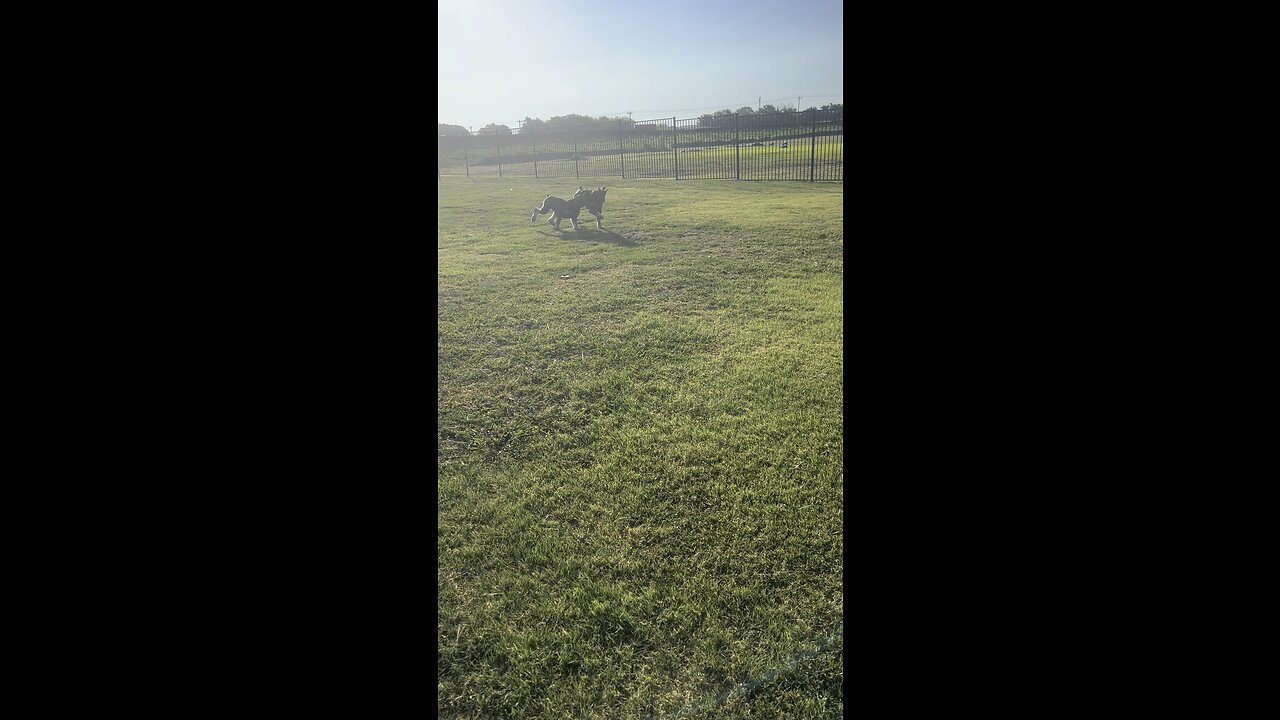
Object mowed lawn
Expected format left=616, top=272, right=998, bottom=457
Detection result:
left=438, top=176, right=843, bottom=719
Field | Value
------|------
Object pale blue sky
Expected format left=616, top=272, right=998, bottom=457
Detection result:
left=438, top=0, right=843, bottom=131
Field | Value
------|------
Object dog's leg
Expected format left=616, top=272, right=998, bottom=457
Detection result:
left=570, top=217, right=580, bottom=231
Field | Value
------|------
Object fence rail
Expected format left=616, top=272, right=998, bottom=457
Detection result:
left=438, top=109, right=842, bottom=182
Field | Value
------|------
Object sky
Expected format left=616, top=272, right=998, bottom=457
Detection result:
left=438, top=0, right=842, bottom=132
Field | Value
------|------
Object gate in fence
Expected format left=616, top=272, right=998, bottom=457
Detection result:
left=438, top=109, right=842, bottom=182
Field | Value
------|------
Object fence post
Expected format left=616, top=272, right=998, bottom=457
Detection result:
left=533, top=128, right=538, bottom=179
left=619, top=119, right=625, bottom=178
left=810, top=108, right=817, bottom=183
left=463, top=136, right=469, bottom=178
left=735, top=113, right=740, bottom=180
left=574, top=126, right=579, bottom=179
left=672, top=117, right=679, bottom=180
left=497, top=132, right=502, bottom=178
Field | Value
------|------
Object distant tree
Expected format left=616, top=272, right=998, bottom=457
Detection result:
left=587, top=115, right=635, bottom=131
left=479, top=123, right=512, bottom=134
left=820, top=103, right=843, bottom=113
left=519, top=116, right=547, bottom=133
left=438, top=123, right=470, bottom=137
left=548, top=114, right=598, bottom=127
left=711, top=109, right=734, bottom=127
left=697, top=113, right=714, bottom=128
left=759, top=104, right=779, bottom=114
left=735, top=106, right=755, bottom=115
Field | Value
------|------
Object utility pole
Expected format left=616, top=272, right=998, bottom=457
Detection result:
left=758, top=96, right=761, bottom=111
left=627, top=111, right=632, bottom=121
left=797, top=96, right=802, bottom=110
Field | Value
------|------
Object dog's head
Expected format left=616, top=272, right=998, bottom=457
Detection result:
left=575, top=186, right=606, bottom=208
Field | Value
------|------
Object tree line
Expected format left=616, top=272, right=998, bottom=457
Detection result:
left=438, top=113, right=627, bottom=137
left=696, top=102, right=843, bottom=128
left=438, top=103, right=842, bottom=137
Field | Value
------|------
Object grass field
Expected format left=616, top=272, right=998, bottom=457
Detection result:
left=438, top=176, right=843, bottom=718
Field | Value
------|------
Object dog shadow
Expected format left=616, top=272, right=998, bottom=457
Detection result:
left=534, top=228, right=637, bottom=246
left=566, top=228, right=638, bottom=247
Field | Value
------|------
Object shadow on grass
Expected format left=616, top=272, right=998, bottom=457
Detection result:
left=534, top=228, right=638, bottom=247
left=568, top=228, right=638, bottom=247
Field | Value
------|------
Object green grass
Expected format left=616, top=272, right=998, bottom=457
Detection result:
left=438, top=177, right=843, bottom=719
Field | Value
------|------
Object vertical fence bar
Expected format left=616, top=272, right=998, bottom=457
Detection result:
left=533, top=129, right=538, bottom=178
left=619, top=119, right=625, bottom=178
left=496, top=132, right=502, bottom=178
left=818, top=113, right=824, bottom=181
left=735, top=113, right=740, bottom=180
left=792, top=111, right=797, bottom=181
left=673, top=117, right=679, bottom=180
left=574, top=126, right=579, bottom=179
left=463, top=138, right=469, bottom=178
left=776, top=113, right=782, bottom=180
left=810, top=109, right=817, bottom=182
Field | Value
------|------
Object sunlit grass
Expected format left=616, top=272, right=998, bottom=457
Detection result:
left=438, top=176, right=843, bottom=719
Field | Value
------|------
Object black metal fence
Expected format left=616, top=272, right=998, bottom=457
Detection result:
left=438, top=109, right=842, bottom=182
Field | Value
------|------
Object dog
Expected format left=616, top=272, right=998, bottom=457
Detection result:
left=576, top=186, right=608, bottom=229
left=531, top=187, right=590, bottom=231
